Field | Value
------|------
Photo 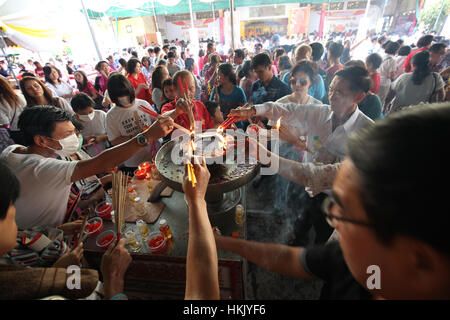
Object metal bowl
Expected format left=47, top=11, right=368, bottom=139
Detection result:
left=155, top=131, right=260, bottom=198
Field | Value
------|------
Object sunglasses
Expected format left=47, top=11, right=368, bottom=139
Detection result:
left=290, top=78, right=309, bottom=87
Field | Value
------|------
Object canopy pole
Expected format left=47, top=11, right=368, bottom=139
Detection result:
left=151, top=0, right=160, bottom=33
left=80, top=0, right=102, bottom=61
left=0, top=30, right=19, bottom=88
left=230, top=0, right=235, bottom=50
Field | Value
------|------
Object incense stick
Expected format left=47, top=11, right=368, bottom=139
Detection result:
left=138, top=105, right=190, bottom=134
left=133, top=110, right=143, bottom=132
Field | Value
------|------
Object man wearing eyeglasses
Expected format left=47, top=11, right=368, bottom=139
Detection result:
left=230, top=66, right=373, bottom=245
left=216, top=103, right=450, bottom=299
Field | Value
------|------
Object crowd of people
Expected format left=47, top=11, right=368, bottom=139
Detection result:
left=0, top=29, right=449, bottom=300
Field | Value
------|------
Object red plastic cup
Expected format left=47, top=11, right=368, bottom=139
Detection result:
left=95, top=201, right=112, bottom=220
left=84, top=217, right=104, bottom=237
left=147, top=232, right=167, bottom=254
left=96, top=230, right=117, bottom=249
left=134, top=169, right=147, bottom=180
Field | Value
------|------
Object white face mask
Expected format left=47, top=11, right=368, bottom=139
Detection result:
left=78, top=112, right=95, bottom=122
left=48, top=133, right=81, bottom=157
left=118, top=96, right=133, bottom=107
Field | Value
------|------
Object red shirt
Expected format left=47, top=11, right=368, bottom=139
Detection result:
left=82, top=81, right=99, bottom=97
left=403, top=46, right=428, bottom=73
left=127, top=73, right=153, bottom=105
left=160, top=100, right=214, bottom=131
left=326, top=64, right=343, bottom=82
left=370, top=72, right=380, bottom=94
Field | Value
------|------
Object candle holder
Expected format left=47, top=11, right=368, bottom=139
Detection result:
left=147, top=231, right=167, bottom=254
left=84, top=217, right=104, bottom=237
left=138, top=161, right=151, bottom=173
left=96, top=230, right=116, bottom=249
left=95, top=201, right=112, bottom=220
left=134, top=169, right=147, bottom=180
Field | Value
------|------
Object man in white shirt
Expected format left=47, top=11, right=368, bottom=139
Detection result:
left=231, top=66, right=374, bottom=245
left=0, top=105, right=173, bottom=230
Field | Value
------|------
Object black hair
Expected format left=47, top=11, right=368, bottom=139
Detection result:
left=366, top=53, right=383, bottom=70
left=141, top=56, right=151, bottom=67
left=163, top=44, right=170, bottom=50
left=278, top=56, right=292, bottom=71
left=147, top=48, right=154, bottom=54
left=198, top=49, right=205, bottom=57
left=71, top=93, right=95, bottom=112
left=382, top=40, right=393, bottom=50
left=126, top=58, right=141, bottom=75
left=234, top=49, right=245, bottom=59
left=185, top=58, right=195, bottom=72
left=161, top=77, right=174, bottom=101
left=151, top=66, right=168, bottom=90
left=207, top=42, right=214, bottom=50
left=154, top=47, right=161, bottom=55
left=335, top=66, right=372, bottom=93
left=429, top=43, right=447, bottom=54
left=396, top=39, right=404, bottom=46
left=0, top=160, right=20, bottom=220
left=18, top=105, right=72, bottom=146
left=238, top=60, right=252, bottom=79
left=328, top=42, right=344, bottom=59
left=204, top=101, right=220, bottom=118
left=398, top=46, right=411, bottom=56
left=417, top=35, right=434, bottom=48
left=251, top=53, right=272, bottom=69
left=169, top=46, right=177, bottom=52
left=107, top=72, right=136, bottom=106
left=131, top=51, right=138, bottom=58
left=21, top=72, right=36, bottom=78
left=274, top=48, right=285, bottom=59
left=218, top=63, right=237, bottom=85
left=385, top=42, right=400, bottom=55
left=43, top=66, right=61, bottom=85
left=411, top=51, right=432, bottom=85
left=290, top=60, right=318, bottom=84
left=95, top=60, right=109, bottom=72
left=167, top=51, right=176, bottom=59
left=310, top=42, right=325, bottom=62
left=347, top=102, right=450, bottom=255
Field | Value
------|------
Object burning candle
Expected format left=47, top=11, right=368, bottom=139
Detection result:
left=138, top=162, right=151, bottom=172
left=134, top=169, right=147, bottom=180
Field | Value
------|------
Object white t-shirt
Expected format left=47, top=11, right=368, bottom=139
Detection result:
left=391, top=72, right=445, bottom=112
left=0, top=145, right=78, bottom=229
left=152, top=88, right=163, bottom=112
left=0, top=95, right=26, bottom=131
left=46, top=81, right=74, bottom=104
left=379, top=55, right=397, bottom=87
left=106, top=99, right=160, bottom=167
left=79, top=110, right=108, bottom=157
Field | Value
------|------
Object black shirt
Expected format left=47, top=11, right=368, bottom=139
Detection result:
left=250, top=75, right=291, bottom=104
left=301, top=241, right=372, bottom=300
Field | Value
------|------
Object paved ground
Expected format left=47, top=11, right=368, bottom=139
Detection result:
left=244, top=176, right=323, bottom=299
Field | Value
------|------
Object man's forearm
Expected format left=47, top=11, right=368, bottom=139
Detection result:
left=215, top=235, right=311, bottom=280
left=185, top=198, right=220, bottom=299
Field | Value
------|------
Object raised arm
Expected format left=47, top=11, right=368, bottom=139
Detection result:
left=183, top=157, right=220, bottom=300
left=71, top=116, right=173, bottom=183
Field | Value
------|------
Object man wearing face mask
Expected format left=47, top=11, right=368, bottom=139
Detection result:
left=0, top=105, right=173, bottom=230
left=71, top=93, right=109, bottom=157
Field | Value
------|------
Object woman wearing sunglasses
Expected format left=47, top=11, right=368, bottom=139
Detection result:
left=276, top=60, right=321, bottom=105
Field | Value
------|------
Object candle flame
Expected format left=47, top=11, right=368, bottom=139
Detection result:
left=275, top=117, right=282, bottom=130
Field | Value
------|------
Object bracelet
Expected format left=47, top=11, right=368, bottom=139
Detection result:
left=109, top=293, right=128, bottom=300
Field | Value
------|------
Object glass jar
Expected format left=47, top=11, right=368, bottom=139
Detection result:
left=124, top=229, right=141, bottom=252
left=235, top=204, right=245, bottom=226
left=159, top=219, right=172, bottom=239
left=136, top=219, right=150, bottom=239
left=133, top=197, right=146, bottom=218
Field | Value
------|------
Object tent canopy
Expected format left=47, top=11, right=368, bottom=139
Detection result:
left=86, top=0, right=340, bottom=19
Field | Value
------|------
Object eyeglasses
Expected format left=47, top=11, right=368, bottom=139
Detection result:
left=290, top=78, right=309, bottom=87
left=322, top=196, right=373, bottom=228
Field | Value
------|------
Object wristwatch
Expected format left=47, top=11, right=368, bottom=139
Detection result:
left=136, top=133, right=148, bottom=146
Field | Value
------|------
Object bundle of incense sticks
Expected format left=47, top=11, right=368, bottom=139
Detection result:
left=176, top=77, right=195, bottom=131
left=186, top=135, right=197, bottom=188
left=112, top=171, right=128, bottom=241
left=275, top=117, right=312, bottom=153
left=137, top=105, right=190, bottom=134
left=218, top=115, right=239, bottom=130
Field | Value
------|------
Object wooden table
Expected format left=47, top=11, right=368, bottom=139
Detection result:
left=84, top=184, right=248, bottom=300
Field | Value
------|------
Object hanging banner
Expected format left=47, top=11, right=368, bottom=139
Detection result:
left=288, top=7, right=310, bottom=36
left=166, top=18, right=219, bottom=41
